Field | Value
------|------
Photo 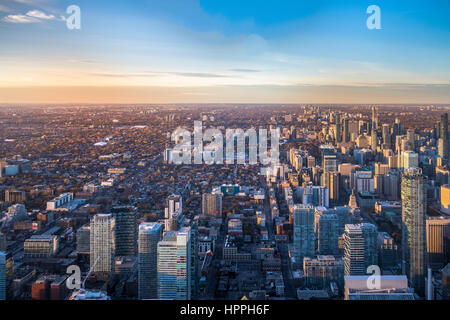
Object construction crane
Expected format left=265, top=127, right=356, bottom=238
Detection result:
left=81, top=256, right=100, bottom=290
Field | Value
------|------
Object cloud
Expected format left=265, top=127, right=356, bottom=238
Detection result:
left=231, top=69, right=261, bottom=73
left=2, top=14, right=39, bottom=23
left=168, top=72, right=232, bottom=78
left=88, top=72, right=158, bottom=78
left=2, top=9, right=56, bottom=23
left=68, top=59, right=98, bottom=64
left=26, top=10, right=55, bottom=20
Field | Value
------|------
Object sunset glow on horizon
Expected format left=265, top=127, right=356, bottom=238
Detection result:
left=1, top=0, right=450, bottom=103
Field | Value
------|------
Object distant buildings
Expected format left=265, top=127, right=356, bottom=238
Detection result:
left=46, top=193, right=74, bottom=211
left=439, top=113, right=449, bottom=161
left=0, top=233, right=6, bottom=252
left=7, top=204, right=27, bottom=220
left=5, top=190, right=26, bottom=203
left=107, top=168, right=127, bottom=174
left=202, top=193, right=222, bottom=218
left=46, top=193, right=85, bottom=212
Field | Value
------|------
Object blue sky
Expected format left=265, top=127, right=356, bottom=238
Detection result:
left=0, top=0, right=449, bottom=103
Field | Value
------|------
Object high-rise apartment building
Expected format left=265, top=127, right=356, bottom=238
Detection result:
left=401, top=167, right=426, bottom=295
left=157, top=227, right=191, bottom=300
left=321, top=171, right=340, bottom=202
left=440, top=113, right=448, bottom=160
left=138, top=223, right=163, bottom=300
left=344, top=223, right=378, bottom=276
left=113, top=210, right=137, bottom=256
left=343, top=118, right=349, bottom=143
left=382, top=124, right=391, bottom=149
left=317, top=214, right=339, bottom=255
left=76, top=224, right=90, bottom=254
left=0, top=252, right=13, bottom=300
left=90, top=214, right=115, bottom=279
left=335, top=113, right=342, bottom=143
left=293, top=205, right=315, bottom=265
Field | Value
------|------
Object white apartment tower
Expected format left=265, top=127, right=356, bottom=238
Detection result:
left=90, top=214, right=115, bottom=279
left=157, top=227, right=191, bottom=300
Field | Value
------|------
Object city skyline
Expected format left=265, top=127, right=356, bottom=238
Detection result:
left=1, top=0, right=450, bottom=307
left=1, top=0, right=450, bottom=103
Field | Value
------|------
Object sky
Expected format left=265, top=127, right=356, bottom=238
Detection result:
left=0, top=0, right=450, bottom=104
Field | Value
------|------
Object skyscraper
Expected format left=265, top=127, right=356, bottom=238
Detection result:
left=113, top=210, right=137, bottom=256
left=401, top=167, right=426, bottom=295
left=90, top=214, right=115, bottom=280
left=293, top=205, right=315, bottom=264
left=157, top=227, right=191, bottom=300
left=0, top=252, right=13, bottom=300
left=406, top=129, right=416, bottom=151
left=76, top=224, right=90, bottom=254
left=189, top=222, right=199, bottom=299
left=343, top=118, right=350, bottom=143
left=439, top=138, right=447, bottom=161
left=344, top=223, right=378, bottom=276
left=371, top=106, right=378, bottom=133
left=371, top=129, right=378, bottom=152
left=138, top=223, right=163, bottom=300
left=335, top=113, right=342, bottom=143
left=321, top=171, right=340, bottom=202
left=382, top=124, right=391, bottom=149
left=440, top=113, right=448, bottom=159
left=0, top=233, right=6, bottom=252
left=317, top=213, right=339, bottom=255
